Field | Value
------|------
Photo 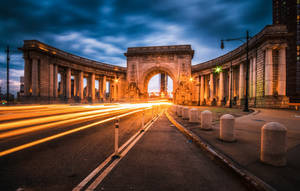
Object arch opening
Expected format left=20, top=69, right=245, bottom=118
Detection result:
left=143, top=68, right=175, bottom=99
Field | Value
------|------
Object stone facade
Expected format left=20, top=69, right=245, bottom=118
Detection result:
left=124, top=45, right=194, bottom=104
left=21, top=40, right=126, bottom=103
left=192, top=25, right=290, bottom=108
left=21, top=24, right=297, bottom=108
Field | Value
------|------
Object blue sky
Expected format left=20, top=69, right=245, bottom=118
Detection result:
left=0, top=0, right=272, bottom=95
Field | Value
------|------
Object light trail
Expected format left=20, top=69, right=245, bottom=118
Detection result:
left=0, top=108, right=147, bottom=158
left=0, top=105, right=132, bottom=131
left=0, top=108, right=133, bottom=139
left=0, top=101, right=171, bottom=157
left=0, top=105, right=118, bottom=122
left=0, top=104, right=70, bottom=111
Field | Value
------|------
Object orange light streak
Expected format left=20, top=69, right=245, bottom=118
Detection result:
left=0, top=106, right=131, bottom=131
left=0, top=108, right=146, bottom=157
left=0, top=105, right=117, bottom=122
left=0, top=108, right=133, bottom=139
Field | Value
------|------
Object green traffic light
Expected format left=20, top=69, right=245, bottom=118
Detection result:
left=214, top=66, right=222, bottom=73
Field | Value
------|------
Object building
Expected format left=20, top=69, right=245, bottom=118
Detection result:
left=20, top=1, right=300, bottom=108
left=273, top=0, right=300, bottom=102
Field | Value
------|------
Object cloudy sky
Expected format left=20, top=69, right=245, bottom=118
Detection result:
left=0, top=0, right=272, bottom=95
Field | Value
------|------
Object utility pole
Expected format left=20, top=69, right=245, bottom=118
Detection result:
left=198, top=75, right=201, bottom=106
left=6, top=45, right=10, bottom=104
left=221, top=30, right=251, bottom=111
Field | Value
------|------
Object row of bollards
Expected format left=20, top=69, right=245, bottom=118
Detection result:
left=173, top=105, right=287, bottom=167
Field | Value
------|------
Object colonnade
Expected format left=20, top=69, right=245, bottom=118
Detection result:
left=23, top=57, right=121, bottom=102
left=194, top=46, right=286, bottom=106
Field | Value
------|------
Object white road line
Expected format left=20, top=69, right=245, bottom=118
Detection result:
left=73, top=112, right=161, bottom=191
left=85, top=114, right=160, bottom=191
left=72, top=108, right=154, bottom=191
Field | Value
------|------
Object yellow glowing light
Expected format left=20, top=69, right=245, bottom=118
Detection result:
left=189, top=78, right=193, bottom=82
left=39, top=46, right=48, bottom=52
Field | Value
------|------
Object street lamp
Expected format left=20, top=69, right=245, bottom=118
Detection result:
left=221, top=30, right=250, bottom=112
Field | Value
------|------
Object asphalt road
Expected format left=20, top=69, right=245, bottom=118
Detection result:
left=0, top=104, right=156, bottom=191
left=99, top=114, right=247, bottom=191
left=0, top=103, right=248, bottom=191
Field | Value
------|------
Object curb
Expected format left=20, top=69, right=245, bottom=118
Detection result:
left=165, top=111, right=276, bottom=191
left=249, top=109, right=261, bottom=116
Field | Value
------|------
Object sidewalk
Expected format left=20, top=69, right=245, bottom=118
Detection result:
left=98, top=114, right=247, bottom=191
left=169, top=108, right=300, bottom=191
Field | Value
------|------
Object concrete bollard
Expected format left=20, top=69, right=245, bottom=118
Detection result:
left=198, top=108, right=202, bottom=121
left=189, top=108, right=200, bottom=123
left=172, top=105, right=176, bottom=112
left=201, top=110, right=212, bottom=130
left=260, top=122, right=287, bottom=166
left=177, top=106, right=183, bottom=117
left=114, top=117, right=120, bottom=157
left=219, top=114, right=235, bottom=142
left=176, top=105, right=180, bottom=115
left=182, top=107, right=189, bottom=120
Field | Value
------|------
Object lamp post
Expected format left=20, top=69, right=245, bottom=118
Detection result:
left=198, top=75, right=201, bottom=106
left=6, top=45, right=10, bottom=104
left=221, top=30, right=250, bottom=112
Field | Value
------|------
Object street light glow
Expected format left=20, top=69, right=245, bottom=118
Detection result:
left=214, top=66, right=222, bottom=73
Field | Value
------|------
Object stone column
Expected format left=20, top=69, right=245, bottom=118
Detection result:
left=249, top=59, right=253, bottom=98
left=66, top=68, right=71, bottom=99
left=209, top=73, right=214, bottom=102
left=73, top=75, right=77, bottom=97
left=98, top=77, right=102, bottom=98
left=228, top=69, right=232, bottom=106
left=200, top=75, right=204, bottom=105
left=114, top=80, right=118, bottom=101
left=31, top=58, right=39, bottom=96
left=278, top=47, right=286, bottom=96
left=78, top=71, right=84, bottom=99
left=53, top=65, right=58, bottom=98
left=252, top=57, right=256, bottom=98
left=196, top=76, right=200, bottom=104
left=219, top=71, right=224, bottom=105
left=49, top=63, right=54, bottom=97
left=90, top=73, right=95, bottom=100
left=239, top=63, right=244, bottom=99
left=24, top=58, right=31, bottom=96
left=59, top=72, right=65, bottom=96
left=205, top=75, right=209, bottom=101
left=102, top=76, right=107, bottom=101
left=265, top=48, right=273, bottom=96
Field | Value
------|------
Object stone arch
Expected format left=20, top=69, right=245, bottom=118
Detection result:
left=141, top=66, right=177, bottom=96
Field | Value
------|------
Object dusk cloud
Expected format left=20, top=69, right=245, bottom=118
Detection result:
left=0, top=0, right=272, bottom=95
